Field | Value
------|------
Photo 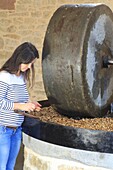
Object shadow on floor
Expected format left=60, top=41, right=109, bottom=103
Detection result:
left=15, top=143, right=24, bottom=170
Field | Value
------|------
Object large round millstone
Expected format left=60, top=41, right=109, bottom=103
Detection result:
left=42, top=4, right=113, bottom=117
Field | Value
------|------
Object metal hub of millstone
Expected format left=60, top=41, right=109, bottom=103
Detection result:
left=42, top=4, right=113, bottom=118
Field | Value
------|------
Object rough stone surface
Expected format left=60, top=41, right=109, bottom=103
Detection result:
left=0, top=0, right=16, bottom=10
left=22, top=133, right=113, bottom=170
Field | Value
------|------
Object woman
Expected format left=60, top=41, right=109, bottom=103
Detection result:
left=0, top=42, right=41, bottom=170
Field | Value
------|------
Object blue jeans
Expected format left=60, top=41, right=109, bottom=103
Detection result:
left=0, top=126, right=22, bottom=170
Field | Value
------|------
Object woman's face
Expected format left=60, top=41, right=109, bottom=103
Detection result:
left=20, top=59, right=36, bottom=72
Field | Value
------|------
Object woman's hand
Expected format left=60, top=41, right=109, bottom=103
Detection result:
left=14, top=102, right=41, bottom=112
left=21, top=102, right=36, bottom=112
left=14, top=102, right=35, bottom=112
left=32, top=101, right=42, bottom=111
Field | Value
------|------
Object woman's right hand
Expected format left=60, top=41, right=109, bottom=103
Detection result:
left=14, top=102, right=37, bottom=112
left=21, top=102, right=36, bottom=112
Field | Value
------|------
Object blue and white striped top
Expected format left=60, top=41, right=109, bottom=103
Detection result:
left=0, top=71, right=29, bottom=127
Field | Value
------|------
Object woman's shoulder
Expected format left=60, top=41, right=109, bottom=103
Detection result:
left=0, top=71, right=11, bottom=83
left=0, top=70, right=11, bottom=77
left=0, top=71, right=25, bottom=84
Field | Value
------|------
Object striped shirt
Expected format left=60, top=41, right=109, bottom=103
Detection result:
left=0, top=71, right=29, bottom=127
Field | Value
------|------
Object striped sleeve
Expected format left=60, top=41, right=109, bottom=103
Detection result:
left=0, top=81, right=14, bottom=110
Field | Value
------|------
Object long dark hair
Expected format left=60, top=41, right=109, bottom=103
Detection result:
left=0, top=42, right=39, bottom=87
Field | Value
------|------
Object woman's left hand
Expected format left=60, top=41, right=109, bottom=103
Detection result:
left=32, top=101, right=42, bottom=111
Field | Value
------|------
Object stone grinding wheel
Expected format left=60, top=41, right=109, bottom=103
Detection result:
left=42, top=4, right=113, bottom=118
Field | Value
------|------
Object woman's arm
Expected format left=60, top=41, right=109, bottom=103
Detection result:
left=14, top=102, right=41, bottom=118
left=14, top=102, right=36, bottom=112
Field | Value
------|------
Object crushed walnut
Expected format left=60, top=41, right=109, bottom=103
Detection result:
left=29, top=106, right=113, bottom=132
